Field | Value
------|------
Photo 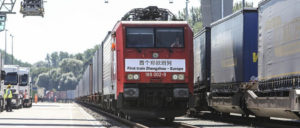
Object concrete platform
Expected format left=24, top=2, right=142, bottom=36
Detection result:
left=0, top=102, right=108, bottom=128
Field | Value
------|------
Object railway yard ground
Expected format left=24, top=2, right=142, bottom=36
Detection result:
left=0, top=102, right=299, bottom=128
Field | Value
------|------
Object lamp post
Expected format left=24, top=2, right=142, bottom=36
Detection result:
left=5, top=29, right=7, bottom=64
left=169, top=0, right=189, bottom=21
left=185, top=0, right=189, bottom=21
left=10, top=34, right=13, bottom=65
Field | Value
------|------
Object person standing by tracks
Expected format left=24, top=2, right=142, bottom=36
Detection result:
left=4, top=84, right=13, bottom=112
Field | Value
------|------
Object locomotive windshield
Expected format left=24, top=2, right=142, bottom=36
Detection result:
left=156, top=28, right=184, bottom=48
left=4, top=72, right=18, bottom=85
left=126, top=28, right=154, bottom=47
left=126, top=27, right=184, bottom=48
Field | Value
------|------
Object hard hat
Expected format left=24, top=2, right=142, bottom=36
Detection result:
left=7, top=84, right=11, bottom=88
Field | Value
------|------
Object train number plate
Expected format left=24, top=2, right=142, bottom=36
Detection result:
left=145, top=72, right=167, bottom=77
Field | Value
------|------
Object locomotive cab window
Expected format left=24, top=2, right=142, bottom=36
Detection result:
left=126, top=28, right=154, bottom=47
left=156, top=28, right=184, bottom=48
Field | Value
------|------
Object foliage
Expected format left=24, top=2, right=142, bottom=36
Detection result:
left=58, top=72, right=77, bottom=90
left=0, top=50, right=32, bottom=67
left=35, top=72, right=50, bottom=90
left=59, top=58, right=83, bottom=77
left=34, top=45, right=99, bottom=91
left=178, top=7, right=203, bottom=34
left=233, top=1, right=254, bottom=12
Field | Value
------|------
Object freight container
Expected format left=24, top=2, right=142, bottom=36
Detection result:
left=89, top=64, right=93, bottom=95
left=97, top=42, right=104, bottom=94
left=78, top=79, right=83, bottom=97
left=258, top=0, right=300, bottom=91
left=194, top=27, right=211, bottom=86
left=92, top=51, right=97, bottom=94
left=191, top=27, right=211, bottom=112
left=246, top=0, right=300, bottom=120
left=67, top=90, right=75, bottom=99
left=82, top=65, right=91, bottom=96
left=208, top=9, right=258, bottom=115
left=92, top=52, right=98, bottom=94
left=210, top=9, right=258, bottom=92
left=103, top=32, right=116, bottom=96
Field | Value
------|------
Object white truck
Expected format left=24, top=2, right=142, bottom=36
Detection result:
left=18, top=67, right=32, bottom=107
left=2, top=65, right=23, bottom=109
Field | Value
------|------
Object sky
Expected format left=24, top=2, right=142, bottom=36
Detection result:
left=1, top=0, right=260, bottom=64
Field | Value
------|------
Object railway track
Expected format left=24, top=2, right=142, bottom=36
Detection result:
left=78, top=101, right=300, bottom=128
left=188, top=111, right=300, bottom=128
left=77, top=101, right=197, bottom=128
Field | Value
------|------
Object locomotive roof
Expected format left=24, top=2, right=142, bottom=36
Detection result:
left=112, top=21, right=189, bottom=31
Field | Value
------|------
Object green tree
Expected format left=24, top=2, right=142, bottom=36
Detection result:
left=233, top=1, right=254, bottom=12
left=59, top=51, right=69, bottom=61
left=46, top=54, right=51, bottom=68
left=30, top=66, right=50, bottom=84
left=177, top=7, right=203, bottom=33
left=36, top=72, right=51, bottom=90
left=50, top=52, right=59, bottom=67
left=59, top=58, right=83, bottom=77
left=48, top=68, right=61, bottom=90
left=58, top=72, right=77, bottom=91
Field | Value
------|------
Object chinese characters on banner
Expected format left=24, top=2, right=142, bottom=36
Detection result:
left=125, top=59, right=185, bottom=72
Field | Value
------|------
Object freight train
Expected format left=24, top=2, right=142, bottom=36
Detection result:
left=190, top=0, right=300, bottom=120
left=75, top=6, right=193, bottom=122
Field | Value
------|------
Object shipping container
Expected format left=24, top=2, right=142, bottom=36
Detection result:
left=103, top=32, right=116, bottom=95
left=67, top=90, right=75, bottom=99
left=89, top=64, right=93, bottom=95
left=78, top=79, right=83, bottom=97
left=258, top=0, right=300, bottom=90
left=245, top=1, right=300, bottom=120
left=82, top=65, right=91, bottom=96
left=194, top=27, right=211, bottom=85
left=92, top=51, right=98, bottom=94
left=210, top=9, right=258, bottom=90
left=97, top=44, right=104, bottom=94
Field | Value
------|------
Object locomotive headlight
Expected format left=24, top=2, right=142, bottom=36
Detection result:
left=172, top=74, right=178, bottom=80
left=124, top=88, right=139, bottom=98
left=178, top=74, right=185, bottom=80
left=127, top=74, right=134, bottom=80
left=173, top=88, right=189, bottom=98
left=127, top=74, right=140, bottom=80
left=133, top=74, right=140, bottom=80
left=172, top=74, right=185, bottom=80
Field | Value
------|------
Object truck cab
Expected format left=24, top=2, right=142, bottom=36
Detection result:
left=18, top=67, right=32, bottom=107
left=2, top=65, right=23, bottom=108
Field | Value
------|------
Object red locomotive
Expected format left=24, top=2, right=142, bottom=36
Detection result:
left=76, top=6, right=193, bottom=121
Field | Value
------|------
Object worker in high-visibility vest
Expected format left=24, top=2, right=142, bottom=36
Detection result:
left=4, top=84, right=13, bottom=112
